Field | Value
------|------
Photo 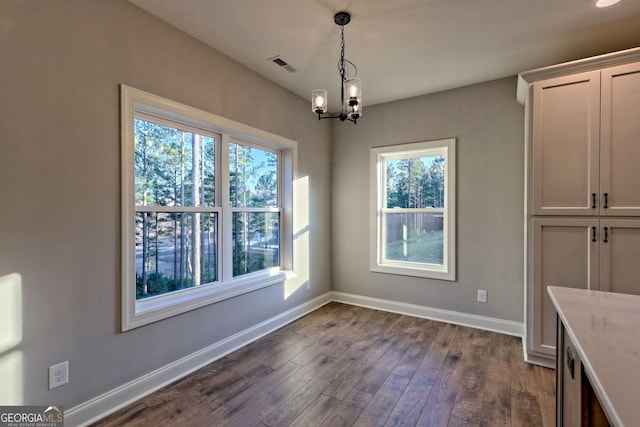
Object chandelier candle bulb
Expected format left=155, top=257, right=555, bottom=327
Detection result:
left=348, top=78, right=361, bottom=100
left=312, top=89, right=327, bottom=113
left=349, top=84, right=358, bottom=99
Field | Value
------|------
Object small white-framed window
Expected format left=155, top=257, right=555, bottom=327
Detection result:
left=370, top=138, right=456, bottom=281
left=121, top=85, right=296, bottom=330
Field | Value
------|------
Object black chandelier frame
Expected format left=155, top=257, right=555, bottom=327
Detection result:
left=314, top=12, right=361, bottom=124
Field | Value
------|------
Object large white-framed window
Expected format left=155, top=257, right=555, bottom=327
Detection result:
left=121, top=85, right=296, bottom=331
left=370, top=138, right=456, bottom=280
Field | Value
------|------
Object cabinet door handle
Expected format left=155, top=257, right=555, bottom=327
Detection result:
left=604, top=192, right=609, bottom=209
left=592, top=226, right=597, bottom=242
left=592, top=193, right=597, bottom=209
left=604, top=226, right=609, bottom=243
left=567, top=345, right=575, bottom=380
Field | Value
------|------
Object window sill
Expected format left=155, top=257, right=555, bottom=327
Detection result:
left=123, top=269, right=287, bottom=331
left=371, top=264, right=455, bottom=281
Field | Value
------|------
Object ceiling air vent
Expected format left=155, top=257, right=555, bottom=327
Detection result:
left=268, top=55, right=297, bottom=73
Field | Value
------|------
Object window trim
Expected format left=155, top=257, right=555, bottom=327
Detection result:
left=121, top=85, right=297, bottom=331
left=370, top=138, right=456, bottom=281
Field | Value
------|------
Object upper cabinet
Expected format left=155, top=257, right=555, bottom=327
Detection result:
left=600, top=63, right=640, bottom=216
left=529, top=62, right=640, bottom=216
left=520, top=49, right=640, bottom=218
left=532, top=71, right=600, bottom=215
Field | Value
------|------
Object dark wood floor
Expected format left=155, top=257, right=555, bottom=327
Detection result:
left=92, top=302, right=555, bottom=427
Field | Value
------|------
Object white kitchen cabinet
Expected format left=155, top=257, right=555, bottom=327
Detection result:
left=600, top=63, right=640, bottom=216
left=529, top=218, right=640, bottom=361
left=531, top=72, right=600, bottom=216
left=531, top=62, right=640, bottom=216
left=520, top=48, right=640, bottom=366
left=599, top=219, right=640, bottom=294
left=529, top=218, right=599, bottom=359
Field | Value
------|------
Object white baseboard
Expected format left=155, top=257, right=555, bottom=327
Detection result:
left=329, top=291, right=525, bottom=337
left=524, top=351, right=556, bottom=369
left=65, top=292, right=333, bottom=427
left=66, top=291, right=525, bottom=426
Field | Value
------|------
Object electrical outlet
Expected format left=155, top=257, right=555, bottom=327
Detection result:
left=477, top=289, right=488, bottom=303
left=49, top=361, right=69, bottom=389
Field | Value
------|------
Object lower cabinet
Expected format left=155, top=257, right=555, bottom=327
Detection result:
left=599, top=219, right=640, bottom=294
left=556, top=319, right=611, bottom=426
left=528, top=218, right=640, bottom=361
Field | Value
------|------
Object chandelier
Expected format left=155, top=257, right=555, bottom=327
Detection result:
left=312, top=12, right=362, bottom=124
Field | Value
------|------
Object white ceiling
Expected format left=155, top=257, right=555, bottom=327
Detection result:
left=130, top=0, right=640, bottom=111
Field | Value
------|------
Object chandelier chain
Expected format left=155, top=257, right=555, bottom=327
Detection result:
left=339, top=25, right=346, bottom=82
left=338, top=25, right=358, bottom=82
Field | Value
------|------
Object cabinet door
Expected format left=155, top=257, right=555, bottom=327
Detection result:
left=601, top=63, right=640, bottom=216
left=532, top=72, right=600, bottom=216
left=600, top=219, right=640, bottom=294
left=530, top=218, right=599, bottom=357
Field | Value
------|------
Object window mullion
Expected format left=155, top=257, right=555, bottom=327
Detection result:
left=277, top=149, right=284, bottom=269
left=379, top=157, right=387, bottom=264
left=221, top=134, right=233, bottom=282
left=281, top=147, right=294, bottom=271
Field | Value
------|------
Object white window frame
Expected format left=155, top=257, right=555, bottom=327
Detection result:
left=370, top=138, right=456, bottom=281
left=121, top=85, right=296, bottom=331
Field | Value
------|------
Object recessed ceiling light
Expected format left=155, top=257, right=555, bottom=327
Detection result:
left=596, top=0, right=621, bottom=8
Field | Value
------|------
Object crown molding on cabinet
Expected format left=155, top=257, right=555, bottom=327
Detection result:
left=517, top=46, right=640, bottom=105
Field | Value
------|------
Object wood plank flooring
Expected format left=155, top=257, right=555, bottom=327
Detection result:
left=92, top=302, right=555, bottom=427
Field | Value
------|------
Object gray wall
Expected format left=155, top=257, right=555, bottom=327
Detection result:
left=331, top=77, right=525, bottom=322
left=0, top=1, right=331, bottom=407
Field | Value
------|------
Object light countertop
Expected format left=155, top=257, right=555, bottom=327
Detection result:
left=548, top=286, right=640, bottom=427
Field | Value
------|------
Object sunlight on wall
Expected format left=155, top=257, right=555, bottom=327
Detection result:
left=0, top=273, right=22, bottom=352
left=285, top=176, right=309, bottom=299
left=0, top=273, right=23, bottom=404
left=0, top=350, right=23, bottom=404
